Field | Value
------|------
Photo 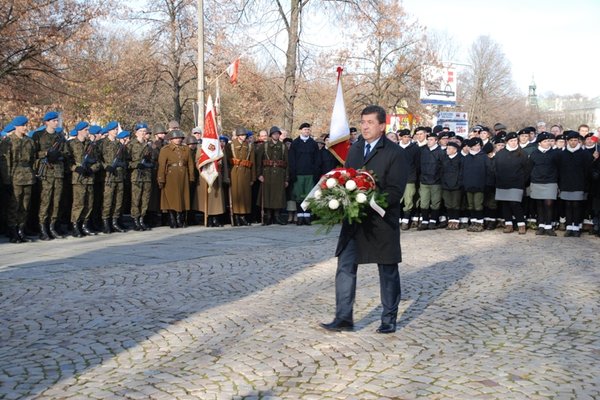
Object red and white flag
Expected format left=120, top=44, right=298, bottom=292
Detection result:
left=197, top=95, right=223, bottom=189
left=226, top=58, right=240, bottom=85
left=327, top=67, right=351, bottom=163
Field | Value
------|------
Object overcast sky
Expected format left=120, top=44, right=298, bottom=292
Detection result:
left=402, top=0, right=600, bottom=97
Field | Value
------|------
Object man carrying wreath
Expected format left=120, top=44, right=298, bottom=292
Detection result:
left=320, top=105, right=409, bottom=334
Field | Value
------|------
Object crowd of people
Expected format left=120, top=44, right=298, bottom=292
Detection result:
left=1, top=111, right=599, bottom=244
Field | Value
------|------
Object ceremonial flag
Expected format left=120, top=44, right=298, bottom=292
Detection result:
left=327, top=67, right=351, bottom=163
left=197, top=95, right=223, bottom=189
left=226, top=58, right=240, bottom=85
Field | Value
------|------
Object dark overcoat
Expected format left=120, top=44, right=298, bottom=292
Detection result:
left=335, top=136, right=408, bottom=264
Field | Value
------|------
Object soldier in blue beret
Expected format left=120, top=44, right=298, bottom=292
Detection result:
left=100, top=121, right=128, bottom=233
left=31, top=112, right=69, bottom=240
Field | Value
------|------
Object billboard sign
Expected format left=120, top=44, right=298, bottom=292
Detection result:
left=436, top=112, right=468, bottom=138
left=420, top=66, right=457, bottom=106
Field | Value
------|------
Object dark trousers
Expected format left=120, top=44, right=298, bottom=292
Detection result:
left=335, top=239, right=401, bottom=325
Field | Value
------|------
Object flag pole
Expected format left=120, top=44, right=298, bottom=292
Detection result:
left=197, top=0, right=205, bottom=131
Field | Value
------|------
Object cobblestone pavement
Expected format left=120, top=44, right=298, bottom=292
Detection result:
left=1, top=224, right=599, bottom=400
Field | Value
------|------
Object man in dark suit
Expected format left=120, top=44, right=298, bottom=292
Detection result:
left=320, top=105, right=409, bottom=334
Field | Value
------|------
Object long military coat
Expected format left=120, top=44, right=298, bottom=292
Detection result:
left=225, top=139, right=256, bottom=214
left=196, top=154, right=228, bottom=215
left=256, top=139, right=289, bottom=209
left=158, top=143, right=195, bottom=211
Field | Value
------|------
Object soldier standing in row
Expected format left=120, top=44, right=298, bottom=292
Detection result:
left=148, top=124, right=167, bottom=226
left=5, top=116, right=36, bottom=243
left=157, top=130, right=195, bottom=228
left=100, top=122, right=128, bottom=233
left=256, top=126, right=289, bottom=225
left=128, top=123, right=154, bottom=231
left=226, top=127, right=255, bottom=226
left=68, top=122, right=101, bottom=237
left=289, top=122, right=320, bottom=225
left=32, top=111, right=67, bottom=240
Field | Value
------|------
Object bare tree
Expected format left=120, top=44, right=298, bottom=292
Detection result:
left=460, top=35, right=521, bottom=126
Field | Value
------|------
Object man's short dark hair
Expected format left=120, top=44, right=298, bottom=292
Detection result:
left=361, top=105, right=386, bottom=124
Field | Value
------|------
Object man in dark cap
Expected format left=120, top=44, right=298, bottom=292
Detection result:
left=349, top=127, right=359, bottom=144
left=256, top=126, right=289, bottom=225
left=225, top=127, right=256, bottom=226
left=289, top=122, right=321, bottom=225
left=147, top=123, right=167, bottom=226
left=398, top=129, right=419, bottom=230
left=32, top=111, right=68, bottom=240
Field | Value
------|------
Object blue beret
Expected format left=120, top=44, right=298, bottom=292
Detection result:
left=116, top=130, right=130, bottom=139
left=43, top=111, right=59, bottom=121
left=100, top=127, right=108, bottom=135
left=11, top=115, right=29, bottom=126
left=219, top=135, right=229, bottom=143
left=75, top=121, right=89, bottom=132
left=246, top=130, right=253, bottom=137
left=105, top=121, right=118, bottom=131
left=69, top=129, right=78, bottom=137
left=135, top=122, right=148, bottom=131
left=55, top=127, right=63, bottom=134
left=89, top=125, right=102, bottom=135
left=2, top=124, right=15, bottom=134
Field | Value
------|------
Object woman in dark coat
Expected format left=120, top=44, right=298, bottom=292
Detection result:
left=528, top=132, right=560, bottom=236
left=493, top=132, right=530, bottom=234
left=556, top=130, right=594, bottom=237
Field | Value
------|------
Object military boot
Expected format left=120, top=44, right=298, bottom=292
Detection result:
left=49, top=221, right=64, bottom=239
left=132, top=217, right=142, bottom=231
left=112, top=218, right=126, bottom=233
left=82, top=220, right=97, bottom=236
left=17, top=224, right=31, bottom=242
left=72, top=222, right=83, bottom=238
left=169, top=211, right=177, bottom=229
left=139, top=216, right=150, bottom=231
left=9, top=226, right=22, bottom=243
left=39, top=222, right=51, bottom=241
left=238, top=215, right=249, bottom=226
left=102, top=219, right=112, bottom=234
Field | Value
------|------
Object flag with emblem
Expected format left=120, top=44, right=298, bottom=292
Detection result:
left=197, top=95, right=223, bottom=189
left=327, top=66, right=351, bottom=163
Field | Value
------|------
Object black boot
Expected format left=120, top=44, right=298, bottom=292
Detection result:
left=133, top=217, right=142, bottom=231
left=262, top=211, right=272, bottom=226
left=17, top=224, right=31, bottom=242
left=112, top=217, right=126, bottom=233
left=239, top=215, right=249, bottom=226
left=305, top=214, right=312, bottom=226
left=72, top=222, right=83, bottom=238
left=169, top=211, right=177, bottom=229
left=39, top=222, right=51, bottom=241
left=102, top=219, right=112, bottom=234
left=139, top=216, right=150, bottom=231
left=49, top=221, right=63, bottom=239
left=233, top=215, right=240, bottom=226
left=176, top=212, right=186, bottom=228
left=82, top=220, right=97, bottom=236
left=9, top=226, right=22, bottom=243
left=275, top=211, right=287, bottom=225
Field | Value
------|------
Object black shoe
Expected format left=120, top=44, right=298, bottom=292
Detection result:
left=9, top=226, right=22, bottom=243
left=72, top=222, right=83, bottom=238
left=296, top=217, right=304, bottom=226
left=49, top=222, right=64, bottom=239
left=572, top=230, right=581, bottom=237
left=546, top=229, right=557, bottom=237
left=39, top=223, right=51, bottom=241
left=239, top=216, right=249, bottom=226
left=169, top=211, right=177, bottom=229
left=102, top=219, right=112, bottom=234
left=319, top=319, right=354, bottom=332
left=112, top=218, right=126, bottom=233
left=176, top=212, right=186, bottom=228
left=17, top=224, right=31, bottom=242
left=376, top=323, right=397, bottom=334
left=535, top=227, right=546, bottom=236
left=82, top=221, right=97, bottom=236
left=564, top=230, right=573, bottom=237
left=139, top=216, right=150, bottom=231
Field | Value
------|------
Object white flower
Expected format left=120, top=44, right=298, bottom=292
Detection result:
left=345, top=179, right=357, bottom=191
left=314, top=190, right=322, bottom=199
left=356, top=192, right=367, bottom=204
left=328, top=199, right=340, bottom=210
left=326, top=177, right=338, bottom=188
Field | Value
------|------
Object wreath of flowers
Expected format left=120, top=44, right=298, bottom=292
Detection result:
left=304, top=167, right=388, bottom=232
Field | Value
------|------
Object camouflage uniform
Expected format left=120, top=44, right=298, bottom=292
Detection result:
left=5, top=133, right=36, bottom=242
left=31, top=128, right=67, bottom=239
left=128, top=137, right=154, bottom=230
left=69, top=138, right=102, bottom=236
left=101, top=138, right=128, bottom=233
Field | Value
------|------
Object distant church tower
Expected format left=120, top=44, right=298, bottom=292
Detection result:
left=527, top=75, right=538, bottom=109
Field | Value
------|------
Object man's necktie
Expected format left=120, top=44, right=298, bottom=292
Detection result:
left=364, top=143, right=371, bottom=160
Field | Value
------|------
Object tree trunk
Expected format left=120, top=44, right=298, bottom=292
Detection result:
left=282, top=0, right=301, bottom=133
